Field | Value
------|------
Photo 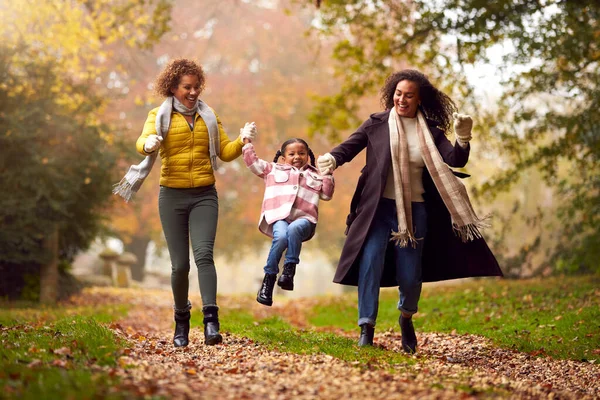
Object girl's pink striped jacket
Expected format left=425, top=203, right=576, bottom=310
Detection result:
left=242, top=143, right=335, bottom=238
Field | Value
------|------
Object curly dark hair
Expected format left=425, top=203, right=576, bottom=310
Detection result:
left=380, top=69, right=457, bottom=133
left=154, top=58, right=206, bottom=98
left=273, top=138, right=316, bottom=167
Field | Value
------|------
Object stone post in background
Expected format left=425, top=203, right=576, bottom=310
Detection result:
left=115, top=252, right=136, bottom=288
left=98, top=248, right=119, bottom=279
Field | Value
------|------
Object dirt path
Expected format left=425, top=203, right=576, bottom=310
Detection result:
left=77, top=288, right=599, bottom=399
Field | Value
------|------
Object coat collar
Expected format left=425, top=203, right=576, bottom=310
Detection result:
left=370, top=109, right=443, bottom=133
left=370, top=109, right=391, bottom=121
left=274, top=163, right=319, bottom=172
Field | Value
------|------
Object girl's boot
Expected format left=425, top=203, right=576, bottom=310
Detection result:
left=202, top=306, right=223, bottom=345
left=277, top=263, right=296, bottom=290
left=173, top=310, right=190, bottom=347
left=257, top=273, right=277, bottom=306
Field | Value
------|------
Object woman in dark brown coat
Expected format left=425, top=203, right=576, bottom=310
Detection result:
left=317, top=70, right=502, bottom=352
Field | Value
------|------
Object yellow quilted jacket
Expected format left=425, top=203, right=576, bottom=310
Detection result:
left=136, top=107, right=243, bottom=188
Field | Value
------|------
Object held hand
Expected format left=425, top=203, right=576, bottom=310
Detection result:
left=240, top=122, right=257, bottom=142
left=317, top=153, right=336, bottom=175
left=453, top=112, right=473, bottom=143
left=144, top=134, right=163, bottom=153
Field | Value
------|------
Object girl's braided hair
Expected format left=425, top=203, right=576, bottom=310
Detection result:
left=273, top=138, right=315, bottom=167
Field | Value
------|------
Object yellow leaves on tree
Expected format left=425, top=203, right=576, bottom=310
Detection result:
left=0, top=0, right=171, bottom=115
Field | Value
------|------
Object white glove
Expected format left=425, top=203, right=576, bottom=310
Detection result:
left=240, top=122, right=257, bottom=141
left=453, top=112, right=473, bottom=145
left=317, top=153, right=336, bottom=175
left=144, top=134, right=163, bottom=153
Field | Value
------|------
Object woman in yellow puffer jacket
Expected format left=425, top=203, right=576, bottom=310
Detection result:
left=135, top=58, right=256, bottom=347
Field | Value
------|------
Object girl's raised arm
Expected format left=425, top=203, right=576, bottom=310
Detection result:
left=242, top=143, right=273, bottom=178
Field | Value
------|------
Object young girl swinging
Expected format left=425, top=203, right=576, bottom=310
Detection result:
left=242, top=136, right=334, bottom=306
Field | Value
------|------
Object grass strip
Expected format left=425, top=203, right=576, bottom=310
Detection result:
left=309, top=275, right=600, bottom=361
left=216, top=311, right=415, bottom=368
left=0, top=308, right=134, bottom=399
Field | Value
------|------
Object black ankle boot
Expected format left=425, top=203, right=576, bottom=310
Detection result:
left=358, top=324, right=374, bottom=346
left=173, top=310, right=190, bottom=347
left=257, top=273, right=277, bottom=306
left=277, top=263, right=296, bottom=291
left=399, top=315, right=417, bottom=354
left=202, top=306, right=222, bottom=345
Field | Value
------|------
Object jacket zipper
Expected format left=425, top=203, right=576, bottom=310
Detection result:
left=189, top=114, right=195, bottom=187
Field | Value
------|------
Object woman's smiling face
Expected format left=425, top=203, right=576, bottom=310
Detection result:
left=393, top=79, right=420, bottom=118
left=171, top=74, right=201, bottom=109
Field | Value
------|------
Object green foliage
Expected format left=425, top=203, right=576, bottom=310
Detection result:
left=0, top=46, right=117, bottom=268
left=0, top=0, right=174, bottom=296
left=0, top=370, right=131, bottom=400
left=0, top=313, right=131, bottom=399
left=81, top=0, right=173, bottom=50
left=302, top=0, right=600, bottom=274
left=309, top=275, right=600, bottom=362
left=0, top=301, right=129, bottom=327
left=2, top=317, right=122, bottom=365
left=19, top=274, right=41, bottom=303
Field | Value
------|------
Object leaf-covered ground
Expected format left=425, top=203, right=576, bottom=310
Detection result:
left=67, top=287, right=599, bottom=399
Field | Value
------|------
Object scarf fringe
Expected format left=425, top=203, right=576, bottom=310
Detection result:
left=112, top=179, right=134, bottom=202
left=390, top=230, right=418, bottom=248
left=452, top=214, right=492, bottom=242
left=112, top=165, right=145, bottom=202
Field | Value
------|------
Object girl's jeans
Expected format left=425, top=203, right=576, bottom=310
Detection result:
left=264, top=219, right=315, bottom=275
left=159, top=185, right=219, bottom=312
left=357, top=199, right=427, bottom=327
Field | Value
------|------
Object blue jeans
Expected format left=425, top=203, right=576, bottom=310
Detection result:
left=264, top=219, right=315, bottom=275
left=357, top=199, right=427, bottom=327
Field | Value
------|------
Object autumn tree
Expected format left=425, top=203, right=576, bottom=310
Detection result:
left=300, top=0, right=600, bottom=275
left=107, top=0, right=362, bottom=274
left=0, top=0, right=172, bottom=300
left=0, top=47, right=115, bottom=300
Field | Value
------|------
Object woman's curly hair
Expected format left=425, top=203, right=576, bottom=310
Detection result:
left=380, top=69, right=457, bottom=133
left=155, top=58, right=206, bottom=98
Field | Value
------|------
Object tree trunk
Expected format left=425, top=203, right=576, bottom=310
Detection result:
left=40, top=227, right=59, bottom=304
left=127, top=235, right=150, bottom=282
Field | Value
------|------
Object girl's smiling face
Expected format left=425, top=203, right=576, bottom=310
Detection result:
left=282, top=142, right=309, bottom=168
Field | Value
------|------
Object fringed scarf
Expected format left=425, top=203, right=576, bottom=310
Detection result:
left=113, top=97, right=219, bottom=202
left=388, top=110, right=490, bottom=247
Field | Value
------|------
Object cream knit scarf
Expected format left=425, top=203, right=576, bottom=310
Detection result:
left=388, top=110, right=489, bottom=247
left=113, top=97, right=219, bottom=202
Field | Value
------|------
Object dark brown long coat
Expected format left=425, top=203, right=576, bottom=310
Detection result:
left=329, top=110, right=502, bottom=287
